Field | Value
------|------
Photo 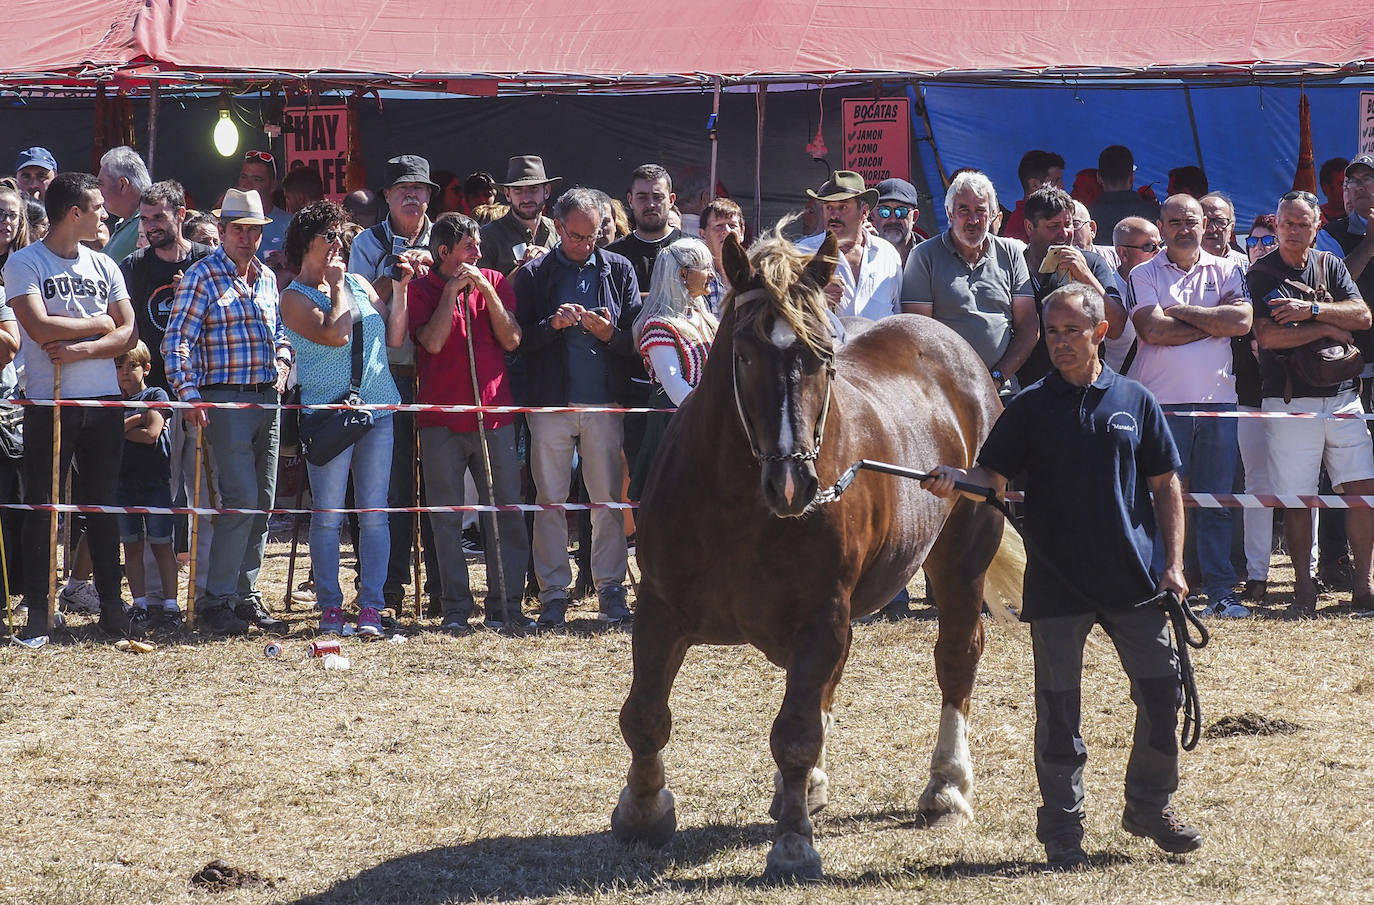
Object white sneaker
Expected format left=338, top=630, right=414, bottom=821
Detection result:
left=1204, top=596, right=1251, bottom=619
left=58, top=581, right=102, bottom=614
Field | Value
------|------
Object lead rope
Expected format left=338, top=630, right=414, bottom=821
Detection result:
left=815, top=458, right=1210, bottom=750
left=1156, top=588, right=1209, bottom=751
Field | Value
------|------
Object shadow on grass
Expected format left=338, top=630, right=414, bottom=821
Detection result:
left=282, top=822, right=779, bottom=904
left=283, top=814, right=1141, bottom=903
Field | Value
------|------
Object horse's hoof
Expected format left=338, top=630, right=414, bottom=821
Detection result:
left=610, top=785, right=677, bottom=847
left=917, top=780, right=973, bottom=828
left=769, top=768, right=830, bottom=820
left=763, top=832, right=823, bottom=882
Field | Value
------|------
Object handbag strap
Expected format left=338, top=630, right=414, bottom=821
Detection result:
left=346, top=277, right=364, bottom=396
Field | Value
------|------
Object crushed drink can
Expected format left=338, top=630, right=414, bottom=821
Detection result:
left=264, top=643, right=282, bottom=658
left=308, top=638, right=341, bottom=658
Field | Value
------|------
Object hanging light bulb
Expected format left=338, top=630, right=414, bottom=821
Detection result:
left=213, top=95, right=239, bottom=157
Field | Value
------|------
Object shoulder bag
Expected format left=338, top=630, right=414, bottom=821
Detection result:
left=1255, top=251, right=1364, bottom=402
left=297, top=296, right=375, bottom=466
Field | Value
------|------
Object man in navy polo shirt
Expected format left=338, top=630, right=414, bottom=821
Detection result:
left=921, top=282, right=1200, bottom=870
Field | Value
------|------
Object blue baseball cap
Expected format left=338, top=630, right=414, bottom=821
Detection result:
left=15, top=147, right=58, bottom=173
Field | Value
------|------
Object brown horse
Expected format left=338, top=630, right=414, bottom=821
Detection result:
left=610, top=232, right=1023, bottom=879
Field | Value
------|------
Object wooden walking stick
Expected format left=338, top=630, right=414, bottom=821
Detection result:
left=46, top=363, right=61, bottom=634
left=460, top=289, right=513, bottom=628
left=186, top=421, right=204, bottom=626
left=1, top=491, right=12, bottom=639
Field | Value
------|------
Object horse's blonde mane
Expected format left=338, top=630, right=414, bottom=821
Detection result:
left=726, top=223, right=836, bottom=358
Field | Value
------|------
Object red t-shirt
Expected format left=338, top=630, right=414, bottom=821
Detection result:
left=1000, top=199, right=1028, bottom=241
left=406, top=268, right=517, bottom=433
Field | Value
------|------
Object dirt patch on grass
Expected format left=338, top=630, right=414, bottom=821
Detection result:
left=1204, top=711, right=1306, bottom=738
left=189, top=860, right=278, bottom=892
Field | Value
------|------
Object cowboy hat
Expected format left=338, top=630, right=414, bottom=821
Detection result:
left=498, top=155, right=562, bottom=188
left=807, top=170, right=879, bottom=207
left=212, top=188, right=273, bottom=225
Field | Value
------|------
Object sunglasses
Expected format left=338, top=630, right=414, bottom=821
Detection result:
left=244, top=149, right=275, bottom=163
left=317, top=229, right=344, bottom=245
left=1281, top=190, right=1319, bottom=206
left=1245, top=234, right=1278, bottom=249
left=1120, top=242, right=1163, bottom=253
left=875, top=205, right=911, bottom=219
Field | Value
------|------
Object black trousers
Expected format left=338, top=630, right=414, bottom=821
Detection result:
left=22, top=404, right=124, bottom=609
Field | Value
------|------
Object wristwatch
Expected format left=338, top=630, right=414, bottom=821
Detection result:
left=1311, top=302, right=1321, bottom=318
left=990, top=368, right=1004, bottom=383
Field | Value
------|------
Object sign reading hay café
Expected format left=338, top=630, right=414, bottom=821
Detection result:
left=842, top=97, right=911, bottom=185
left=283, top=104, right=349, bottom=201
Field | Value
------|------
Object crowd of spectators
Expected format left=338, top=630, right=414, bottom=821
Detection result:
left=2, top=136, right=1372, bottom=641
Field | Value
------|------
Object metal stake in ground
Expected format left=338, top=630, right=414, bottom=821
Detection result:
left=412, top=414, right=422, bottom=621
left=461, top=287, right=512, bottom=628
left=46, top=364, right=61, bottom=633
left=283, top=453, right=306, bottom=614
left=186, top=422, right=205, bottom=627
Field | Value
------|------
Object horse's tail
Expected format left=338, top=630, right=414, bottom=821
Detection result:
left=983, top=520, right=1026, bottom=630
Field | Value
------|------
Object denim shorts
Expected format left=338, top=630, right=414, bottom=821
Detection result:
left=118, top=482, right=175, bottom=544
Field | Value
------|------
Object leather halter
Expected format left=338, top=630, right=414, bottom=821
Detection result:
left=729, top=288, right=836, bottom=465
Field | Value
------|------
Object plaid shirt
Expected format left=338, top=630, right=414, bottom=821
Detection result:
left=162, top=245, right=291, bottom=401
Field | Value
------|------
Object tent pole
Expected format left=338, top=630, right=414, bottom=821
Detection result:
left=754, top=83, right=767, bottom=237
left=708, top=77, right=721, bottom=202
left=147, top=83, right=159, bottom=178
left=1183, top=85, right=1205, bottom=178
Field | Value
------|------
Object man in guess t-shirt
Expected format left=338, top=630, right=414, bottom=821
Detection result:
left=3, top=172, right=138, bottom=639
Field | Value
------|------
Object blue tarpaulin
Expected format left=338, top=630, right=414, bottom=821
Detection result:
left=915, top=80, right=1371, bottom=233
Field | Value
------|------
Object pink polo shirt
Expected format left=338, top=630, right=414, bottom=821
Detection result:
left=1126, top=249, right=1248, bottom=405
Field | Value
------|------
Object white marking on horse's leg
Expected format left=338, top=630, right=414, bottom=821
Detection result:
left=931, top=704, right=973, bottom=797
left=917, top=704, right=974, bottom=823
left=817, top=708, right=834, bottom=770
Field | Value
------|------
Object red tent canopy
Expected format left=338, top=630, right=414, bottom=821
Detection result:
left=3, top=1, right=1373, bottom=89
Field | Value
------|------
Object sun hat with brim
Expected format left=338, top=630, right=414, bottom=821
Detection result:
left=384, top=154, right=440, bottom=192
left=498, top=155, right=562, bottom=188
left=806, top=170, right=878, bottom=207
left=212, top=188, right=273, bottom=225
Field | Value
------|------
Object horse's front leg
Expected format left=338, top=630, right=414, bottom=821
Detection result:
left=917, top=498, right=994, bottom=826
left=611, top=591, right=689, bottom=847
left=764, top=618, right=847, bottom=881
left=770, top=622, right=850, bottom=820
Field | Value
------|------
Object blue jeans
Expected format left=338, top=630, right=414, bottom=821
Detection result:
left=1161, top=403, right=1236, bottom=602
left=307, top=414, right=392, bottom=611
left=200, top=385, right=279, bottom=606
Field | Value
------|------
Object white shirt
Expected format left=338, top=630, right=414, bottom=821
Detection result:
left=1126, top=248, right=1249, bottom=405
left=796, top=230, right=902, bottom=321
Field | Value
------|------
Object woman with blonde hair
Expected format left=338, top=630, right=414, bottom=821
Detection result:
left=628, top=236, right=718, bottom=498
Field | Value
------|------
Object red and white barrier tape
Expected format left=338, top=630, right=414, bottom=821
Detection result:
left=17, top=397, right=1374, bottom=421
left=13, top=398, right=676, bottom=414
left=1, top=501, right=636, bottom=516
left=8, top=492, right=1374, bottom=517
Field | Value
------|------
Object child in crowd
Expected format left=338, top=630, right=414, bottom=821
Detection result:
left=116, top=341, right=180, bottom=630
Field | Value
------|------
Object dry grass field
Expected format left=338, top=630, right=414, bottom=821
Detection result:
left=2, top=529, right=1373, bottom=905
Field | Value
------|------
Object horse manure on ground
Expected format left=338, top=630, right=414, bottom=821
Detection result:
left=1204, top=711, right=1306, bottom=738
left=189, top=859, right=278, bottom=891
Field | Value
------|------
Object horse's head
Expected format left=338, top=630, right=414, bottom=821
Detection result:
left=721, top=231, right=840, bottom=518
